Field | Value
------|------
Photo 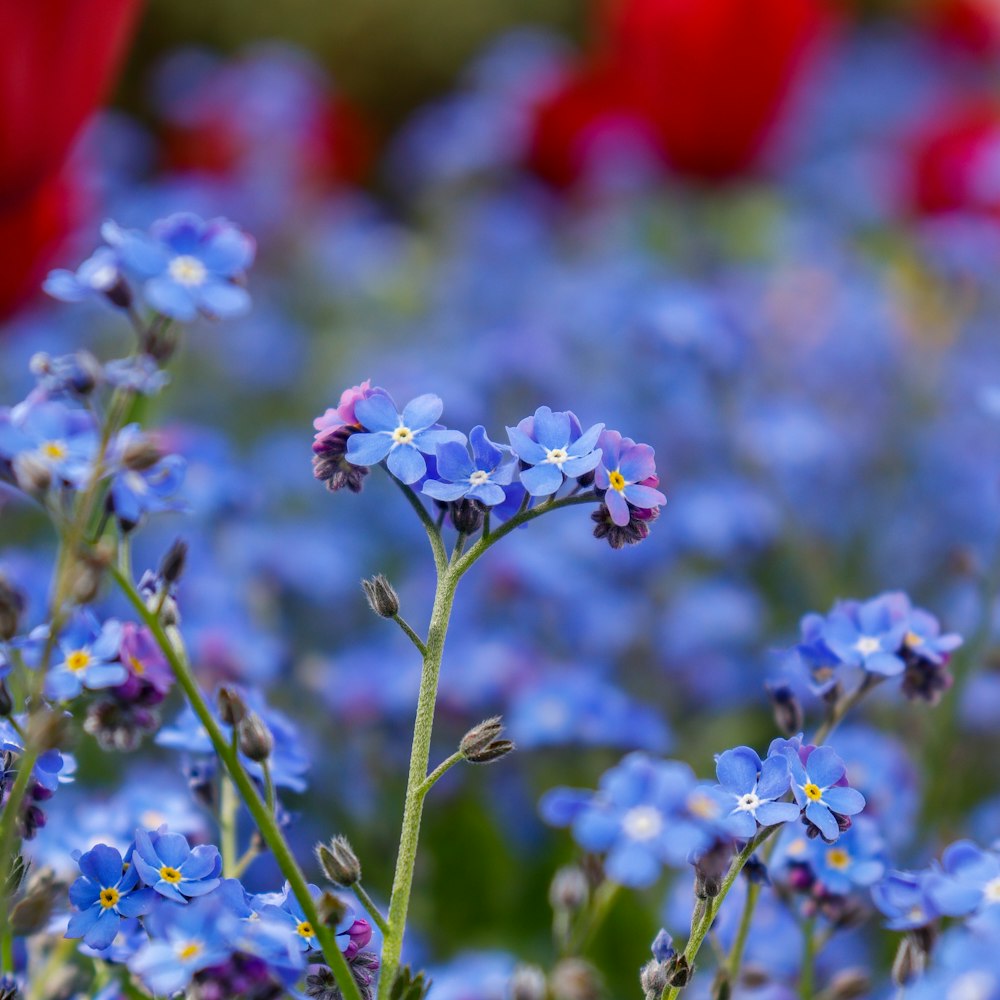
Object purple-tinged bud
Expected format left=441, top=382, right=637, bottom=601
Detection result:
left=217, top=686, right=247, bottom=727
left=316, top=834, right=361, bottom=887
left=460, top=716, right=503, bottom=757
left=510, top=965, right=547, bottom=1000
left=451, top=498, right=485, bottom=535
left=550, top=959, right=600, bottom=1000
left=361, top=574, right=399, bottom=618
left=159, top=538, right=188, bottom=585
left=237, top=712, right=273, bottom=762
left=767, top=683, right=803, bottom=737
left=549, top=865, right=589, bottom=913
left=666, top=956, right=692, bottom=989
left=694, top=840, right=732, bottom=899
left=590, top=503, right=658, bottom=549
left=342, top=918, right=372, bottom=959
left=465, top=738, right=515, bottom=764
left=83, top=699, right=160, bottom=752
left=0, top=575, right=23, bottom=642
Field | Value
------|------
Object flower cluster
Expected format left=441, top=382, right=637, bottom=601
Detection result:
left=797, top=592, right=963, bottom=703
left=0, top=718, right=75, bottom=840
left=540, top=738, right=866, bottom=889
left=313, top=387, right=667, bottom=547
left=66, top=828, right=377, bottom=997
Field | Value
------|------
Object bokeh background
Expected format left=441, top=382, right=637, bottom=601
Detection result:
left=3, top=0, right=1000, bottom=995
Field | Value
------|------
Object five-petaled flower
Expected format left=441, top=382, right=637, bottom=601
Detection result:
left=423, top=425, right=514, bottom=506
left=47, top=612, right=127, bottom=702
left=506, top=406, right=603, bottom=497
left=782, top=744, right=865, bottom=843
left=594, top=430, right=666, bottom=527
left=132, top=827, right=222, bottom=903
left=714, top=746, right=800, bottom=840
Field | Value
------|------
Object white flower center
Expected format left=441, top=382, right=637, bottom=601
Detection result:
left=168, top=255, right=207, bottom=287
left=469, top=470, right=490, bottom=486
left=90, top=263, right=118, bottom=290
left=392, top=425, right=414, bottom=445
left=984, top=877, right=1000, bottom=903
left=854, top=635, right=881, bottom=656
left=622, top=805, right=663, bottom=841
left=735, top=792, right=760, bottom=813
left=544, top=447, right=569, bottom=466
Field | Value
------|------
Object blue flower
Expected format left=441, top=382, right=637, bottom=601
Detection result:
left=104, top=213, right=255, bottom=321
left=778, top=816, right=885, bottom=896
left=713, top=747, right=800, bottom=840
left=781, top=744, right=865, bottom=843
left=345, top=391, right=465, bottom=485
left=104, top=356, right=170, bottom=396
left=873, top=870, right=942, bottom=930
left=66, top=843, right=155, bottom=950
left=506, top=406, right=603, bottom=497
left=594, top=430, right=666, bottom=527
left=0, top=400, right=98, bottom=490
left=819, top=593, right=910, bottom=676
left=925, top=841, right=1000, bottom=919
left=106, top=425, right=186, bottom=528
left=131, top=827, right=222, bottom=903
left=128, top=895, right=234, bottom=995
left=422, top=425, right=514, bottom=506
left=46, top=612, right=127, bottom=701
left=43, top=247, right=127, bottom=306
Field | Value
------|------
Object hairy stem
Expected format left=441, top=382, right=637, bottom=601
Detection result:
left=352, top=883, right=390, bottom=936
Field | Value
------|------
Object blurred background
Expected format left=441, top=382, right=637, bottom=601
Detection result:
left=4, top=0, right=1000, bottom=995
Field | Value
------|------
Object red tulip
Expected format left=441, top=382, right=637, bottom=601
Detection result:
left=528, top=0, right=837, bottom=186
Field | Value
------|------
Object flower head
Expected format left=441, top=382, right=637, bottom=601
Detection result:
left=713, top=746, right=799, bottom=840
left=105, top=425, right=185, bottom=529
left=132, top=827, right=222, bottom=903
left=0, top=400, right=97, bottom=490
left=44, top=247, right=129, bottom=308
left=778, top=743, right=865, bottom=843
left=594, top=430, right=666, bottom=527
left=423, top=425, right=514, bottom=506
left=47, top=612, right=127, bottom=702
left=506, top=406, right=603, bottom=497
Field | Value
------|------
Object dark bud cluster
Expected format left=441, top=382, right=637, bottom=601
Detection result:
left=238, top=712, right=274, bottom=762
left=766, top=683, right=803, bottom=737
left=694, top=840, right=733, bottom=899
left=450, top=498, right=485, bottom=535
left=313, top=426, right=369, bottom=494
left=84, top=697, right=161, bottom=753
left=30, top=350, right=104, bottom=397
left=361, top=575, right=400, bottom=619
left=306, top=952, right=382, bottom=1000
left=192, top=954, right=284, bottom=1000
left=590, top=503, right=658, bottom=550
left=461, top=715, right=514, bottom=763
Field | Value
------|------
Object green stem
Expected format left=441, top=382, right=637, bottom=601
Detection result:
left=262, top=759, right=276, bottom=814
left=799, top=915, right=816, bottom=1000
left=720, top=879, right=759, bottom=995
left=417, top=751, right=464, bottom=796
left=392, top=615, right=427, bottom=657
left=572, top=880, right=620, bottom=954
left=378, top=565, right=461, bottom=999
left=352, top=883, right=390, bottom=936
left=220, top=771, right=239, bottom=878
left=1, top=924, right=12, bottom=973
left=108, top=564, right=363, bottom=1000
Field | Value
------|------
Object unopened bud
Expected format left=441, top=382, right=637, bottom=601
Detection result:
left=122, top=435, right=163, bottom=472
left=27, top=710, right=69, bottom=754
left=12, top=453, right=51, bottom=494
left=217, top=687, right=247, bottom=727
left=743, top=856, right=770, bottom=886
left=361, top=575, right=399, bottom=618
left=237, top=712, right=273, bottom=762
left=0, top=681, right=12, bottom=718
left=891, top=935, right=926, bottom=986
left=316, top=890, right=348, bottom=928
left=465, top=739, right=515, bottom=764
left=510, top=965, right=547, bottom=1000
left=666, top=955, right=692, bottom=989
left=767, top=683, right=803, bottom=737
left=549, top=865, right=589, bottom=913
left=9, top=867, right=63, bottom=935
left=740, top=965, right=769, bottom=988
left=160, top=539, right=188, bottom=584
left=67, top=543, right=112, bottom=605
left=819, top=968, right=871, bottom=1000
left=640, top=960, right=669, bottom=999
left=550, top=959, right=600, bottom=1000
left=316, top=835, right=361, bottom=887
left=459, top=716, right=503, bottom=757
left=451, top=499, right=485, bottom=535
left=0, top=575, right=24, bottom=641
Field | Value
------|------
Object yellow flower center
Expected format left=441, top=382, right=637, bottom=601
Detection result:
left=177, top=941, right=202, bottom=961
left=99, top=887, right=120, bottom=909
left=544, top=447, right=568, bottom=465
left=803, top=783, right=823, bottom=802
left=129, top=655, right=145, bottom=675
left=826, top=848, right=850, bottom=870
left=66, top=650, right=91, bottom=672
left=608, top=470, right=626, bottom=492
left=40, top=440, right=67, bottom=461
left=159, top=866, right=182, bottom=884
left=904, top=630, right=924, bottom=648
left=687, top=791, right=721, bottom=820
left=168, top=254, right=207, bottom=287
left=296, top=920, right=315, bottom=939
left=392, top=426, right=413, bottom=445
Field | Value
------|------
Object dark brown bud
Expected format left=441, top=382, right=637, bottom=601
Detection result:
left=122, top=435, right=163, bottom=472
left=12, top=453, right=51, bottom=494
left=237, top=712, right=273, bottom=762
left=451, top=499, right=485, bottom=534
left=217, top=686, right=247, bottom=727
left=316, top=890, right=348, bottom=928
left=459, top=716, right=503, bottom=757
left=361, top=574, right=400, bottom=618
left=0, top=680, right=12, bottom=718
left=767, top=683, right=803, bottom=737
left=0, top=575, right=25, bottom=641
left=159, top=538, right=188, bottom=584
left=316, top=835, right=361, bottom=887
left=666, top=955, right=692, bottom=989
left=465, top=739, right=515, bottom=764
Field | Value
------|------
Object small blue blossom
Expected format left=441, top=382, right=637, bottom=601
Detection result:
left=43, top=247, right=127, bottom=306
left=506, top=406, right=604, bottom=497
left=47, top=612, right=127, bottom=702
left=777, top=816, right=885, bottom=896
left=131, top=827, right=222, bottom=903
left=925, top=840, right=1000, bottom=919
left=105, top=425, right=186, bottom=528
left=779, top=743, right=865, bottom=843
left=422, top=425, right=514, bottom=506
left=128, top=895, right=234, bottom=994
left=104, top=213, right=255, bottom=321
left=651, top=929, right=675, bottom=963
left=345, top=391, right=465, bottom=485
left=104, top=356, right=170, bottom=396
left=66, top=843, right=155, bottom=950
left=713, top=747, right=799, bottom=840
left=594, top=429, right=666, bottom=527
left=0, top=400, right=98, bottom=490
left=873, top=869, right=942, bottom=930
